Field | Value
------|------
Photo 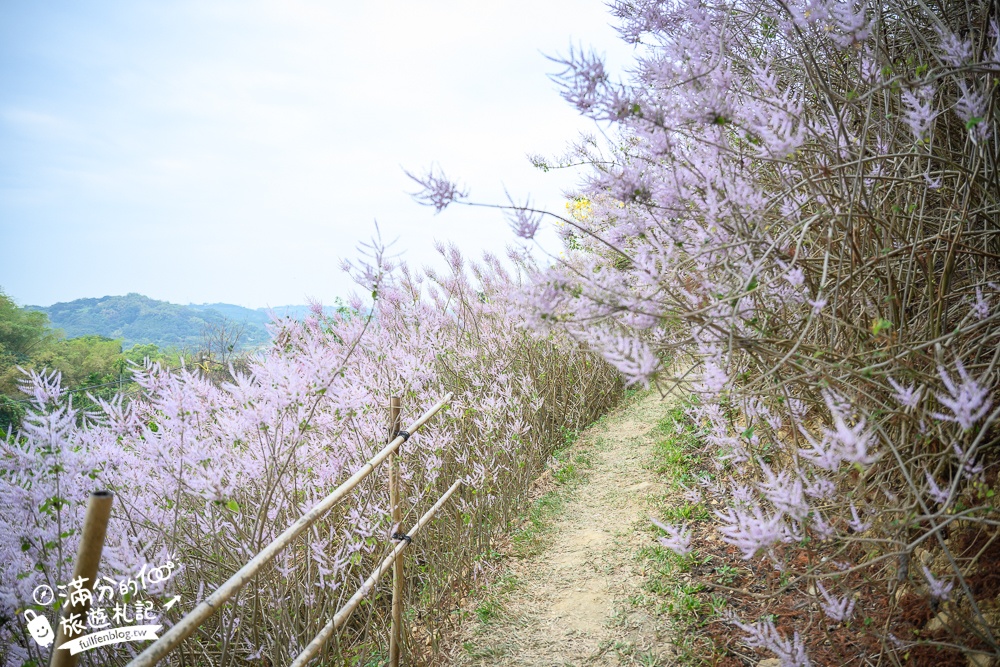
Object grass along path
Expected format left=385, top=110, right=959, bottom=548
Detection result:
left=447, top=391, right=687, bottom=666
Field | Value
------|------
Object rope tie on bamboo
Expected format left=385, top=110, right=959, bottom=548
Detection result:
left=396, top=430, right=411, bottom=442
left=391, top=532, right=412, bottom=544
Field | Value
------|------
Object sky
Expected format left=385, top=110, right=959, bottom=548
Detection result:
left=0, top=1, right=634, bottom=309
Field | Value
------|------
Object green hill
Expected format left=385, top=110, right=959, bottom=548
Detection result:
left=28, top=294, right=273, bottom=350
left=186, top=302, right=322, bottom=325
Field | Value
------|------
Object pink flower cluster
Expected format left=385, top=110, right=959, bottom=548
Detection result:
left=1, top=243, right=620, bottom=665
left=410, top=0, right=999, bottom=661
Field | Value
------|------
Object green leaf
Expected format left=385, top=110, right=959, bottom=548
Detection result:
left=872, top=318, right=893, bottom=336
left=966, top=116, right=983, bottom=130
left=226, top=500, right=240, bottom=513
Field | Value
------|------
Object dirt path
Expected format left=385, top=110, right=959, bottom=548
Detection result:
left=449, top=392, right=682, bottom=666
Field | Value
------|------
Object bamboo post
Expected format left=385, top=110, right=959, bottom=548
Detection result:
left=50, top=490, right=114, bottom=667
left=388, top=396, right=404, bottom=667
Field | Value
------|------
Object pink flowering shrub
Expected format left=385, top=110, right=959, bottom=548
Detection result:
left=417, top=0, right=999, bottom=663
left=0, top=243, right=621, bottom=666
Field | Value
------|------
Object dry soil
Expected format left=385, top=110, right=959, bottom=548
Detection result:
left=448, top=391, right=683, bottom=666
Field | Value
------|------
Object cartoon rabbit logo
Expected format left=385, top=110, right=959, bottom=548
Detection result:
left=23, top=610, right=54, bottom=647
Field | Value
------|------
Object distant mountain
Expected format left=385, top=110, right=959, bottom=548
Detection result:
left=186, top=302, right=323, bottom=324
left=27, top=294, right=276, bottom=350
left=186, top=302, right=271, bottom=327
left=260, top=305, right=326, bottom=320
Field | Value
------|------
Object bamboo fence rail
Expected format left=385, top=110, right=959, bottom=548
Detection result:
left=52, top=393, right=457, bottom=667
left=288, top=479, right=463, bottom=667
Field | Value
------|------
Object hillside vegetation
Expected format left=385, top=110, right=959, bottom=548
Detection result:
left=28, top=293, right=272, bottom=350
left=0, top=290, right=182, bottom=431
left=1, top=290, right=347, bottom=433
